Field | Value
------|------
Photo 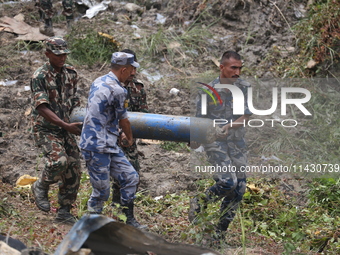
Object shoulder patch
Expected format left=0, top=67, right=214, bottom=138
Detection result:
left=124, top=99, right=129, bottom=108
left=32, top=64, right=48, bottom=77
left=65, top=64, right=77, bottom=73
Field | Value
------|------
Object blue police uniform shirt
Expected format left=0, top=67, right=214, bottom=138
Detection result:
left=80, top=71, right=128, bottom=153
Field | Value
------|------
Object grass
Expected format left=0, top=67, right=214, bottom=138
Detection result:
left=0, top=158, right=339, bottom=254
left=264, top=0, right=340, bottom=78
left=160, top=141, right=190, bottom=152
left=65, top=22, right=120, bottom=67
left=64, top=12, right=214, bottom=72
left=240, top=177, right=340, bottom=254
left=140, top=25, right=214, bottom=69
left=136, top=177, right=340, bottom=254
left=0, top=39, right=44, bottom=79
left=142, top=140, right=339, bottom=254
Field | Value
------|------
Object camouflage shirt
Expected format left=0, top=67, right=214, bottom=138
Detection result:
left=30, top=61, right=80, bottom=132
left=36, top=0, right=74, bottom=19
left=195, top=77, right=252, bottom=122
left=195, top=77, right=252, bottom=143
left=124, top=80, right=148, bottom=112
left=79, top=71, right=128, bottom=153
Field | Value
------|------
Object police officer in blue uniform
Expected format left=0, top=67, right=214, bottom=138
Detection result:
left=80, top=52, right=146, bottom=230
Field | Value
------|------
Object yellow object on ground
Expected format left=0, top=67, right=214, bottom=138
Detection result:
left=16, top=174, right=38, bottom=187
left=98, top=32, right=121, bottom=46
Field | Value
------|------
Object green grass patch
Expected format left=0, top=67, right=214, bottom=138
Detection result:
left=160, top=141, right=190, bottom=152
left=140, top=26, right=214, bottom=69
left=265, top=0, right=340, bottom=77
left=66, top=26, right=120, bottom=67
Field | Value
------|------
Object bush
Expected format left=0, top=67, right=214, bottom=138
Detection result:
left=66, top=28, right=119, bottom=67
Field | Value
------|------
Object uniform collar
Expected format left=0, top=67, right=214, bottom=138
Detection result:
left=46, top=61, right=66, bottom=77
left=108, top=71, right=124, bottom=88
left=124, top=80, right=136, bottom=88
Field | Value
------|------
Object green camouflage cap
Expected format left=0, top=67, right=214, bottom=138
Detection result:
left=45, top=36, right=71, bottom=55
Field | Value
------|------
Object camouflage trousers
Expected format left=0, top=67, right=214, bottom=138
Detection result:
left=203, top=138, right=248, bottom=228
left=33, top=129, right=81, bottom=206
left=36, top=0, right=74, bottom=20
left=112, top=140, right=140, bottom=203
left=81, top=149, right=139, bottom=213
left=62, top=0, right=74, bottom=20
left=122, top=139, right=140, bottom=172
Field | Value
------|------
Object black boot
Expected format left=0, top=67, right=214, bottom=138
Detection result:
left=207, top=221, right=230, bottom=248
left=188, top=196, right=202, bottom=223
left=188, top=191, right=213, bottom=223
left=207, top=229, right=226, bottom=249
left=211, top=204, right=232, bottom=246
left=216, top=218, right=231, bottom=233
left=215, top=219, right=229, bottom=240
left=111, top=180, right=121, bottom=207
left=55, top=205, right=77, bottom=225
left=38, top=9, right=44, bottom=21
left=122, top=201, right=147, bottom=230
left=66, top=18, right=74, bottom=29
left=40, top=18, right=54, bottom=36
left=46, top=19, right=54, bottom=36
left=216, top=198, right=236, bottom=233
left=31, top=180, right=50, bottom=212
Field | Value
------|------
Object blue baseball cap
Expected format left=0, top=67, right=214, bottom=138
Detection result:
left=111, top=52, right=140, bottom=68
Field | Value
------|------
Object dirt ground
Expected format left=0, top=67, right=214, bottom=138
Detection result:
left=0, top=0, right=317, bottom=254
left=0, top=0, right=306, bottom=193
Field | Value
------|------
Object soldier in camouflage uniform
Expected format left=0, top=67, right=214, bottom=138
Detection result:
left=80, top=52, right=147, bottom=230
left=189, top=51, right=252, bottom=242
left=111, top=49, right=148, bottom=205
left=122, top=78, right=148, bottom=169
left=30, top=36, right=82, bottom=225
left=36, top=0, right=75, bottom=36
